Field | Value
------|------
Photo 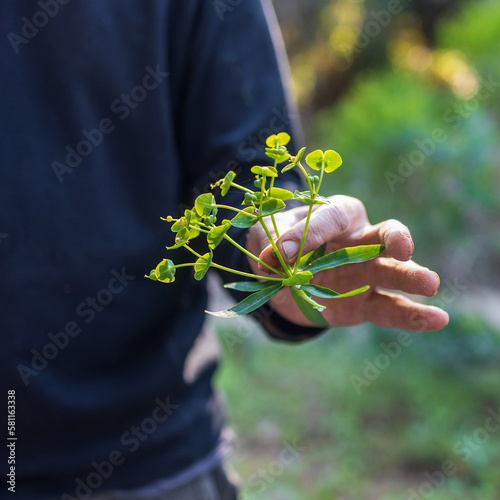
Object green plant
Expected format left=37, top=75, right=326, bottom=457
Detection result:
left=146, top=133, right=384, bottom=326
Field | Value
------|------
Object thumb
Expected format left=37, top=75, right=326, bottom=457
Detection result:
left=275, top=196, right=364, bottom=264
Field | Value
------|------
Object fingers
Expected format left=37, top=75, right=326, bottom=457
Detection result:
left=274, top=195, right=367, bottom=264
left=360, top=290, right=449, bottom=332
left=332, top=258, right=440, bottom=297
left=354, top=219, right=414, bottom=262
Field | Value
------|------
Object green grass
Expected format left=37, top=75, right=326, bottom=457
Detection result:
left=215, top=309, right=500, bottom=499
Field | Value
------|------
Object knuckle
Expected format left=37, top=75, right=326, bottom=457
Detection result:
left=326, top=204, right=350, bottom=234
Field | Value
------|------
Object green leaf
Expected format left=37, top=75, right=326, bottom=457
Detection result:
left=224, top=281, right=278, bottom=292
left=267, top=187, right=294, bottom=200
left=266, top=132, right=290, bottom=148
left=171, top=219, right=185, bottom=232
left=166, top=227, right=190, bottom=249
left=298, top=243, right=327, bottom=270
left=265, top=148, right=290, bottom=163
left=301, top=284, right=370, bottom=299
left=304, top=244, right=385, bottom=274
left=324, top=150, right=342, bottom=173
left=220, top=171, right=236, bottom=196
left=231, top=207, right=259, bottom=228
left=251, top=165, right=278, bottom=177
left=282, top=271, right=313, bottom=287
left=294, top=146, right=306, bottom=163
left=305, top=149, right=342, bottom=173
left=207, top=283, right=283, bottom=318
left=194, top=193, right=216, bottom=218
left=305, top=150, right=324, bottom=171
left=260, top=198, right=286, bottom=216
left=293, top=191, right=329, bottom=205
left=194, top=252, right=212, bottom=281
left=289, top=287, right=328, bottom=327
left=145, top=269, right=158, bottom=281
left=281, top=162, right=295, bottom=173
left=207, top=223, right=231, bottom=249
left=155, top=259, right=176, bottom=283
left=281, top=146, right=306, bottom=173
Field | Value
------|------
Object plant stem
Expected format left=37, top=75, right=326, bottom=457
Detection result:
left=230, top=182, right=254, bottom=194
left=259, top=217, right=293, bottom=277
left=317, top=166, right=325, bottom=195
left=211, top=262, right=284, bottom=282
left=215, top=204, right=258, bottom=218
left=269, top=163, right=281, bottom=239
left=293, top=201, right=314, bottom=273
left=223, top=234, right=285, bottom=277
left=258, top=173, right=292, bottom=277
left=183, top=244, right=283, bottom=282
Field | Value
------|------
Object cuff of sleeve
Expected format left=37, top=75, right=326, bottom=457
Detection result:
left=251, top=302, right=326, bottom=342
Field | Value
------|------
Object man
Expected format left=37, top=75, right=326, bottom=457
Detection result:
left=0, top=1, right=447, bottom=499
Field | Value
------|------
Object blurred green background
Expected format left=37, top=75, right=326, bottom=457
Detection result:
left=214, top=0, right=500, bottom=498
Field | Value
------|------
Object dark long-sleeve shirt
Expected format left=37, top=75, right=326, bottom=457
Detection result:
left=0, top=1, right=303, bottom=498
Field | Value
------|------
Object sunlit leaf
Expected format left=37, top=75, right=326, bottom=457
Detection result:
left=304, top=245, right=385, bottom=274
left=194, top=193, right=216, bottom=218
left=194, top=252, right=212, bottom=281
left=301, top=284, right=370, bottom=299
left=144, top=269, right=158, bottom=281
left=260, top=198, right=286, bottom=216
left=289, top=287, right=328, bottom=327
left=294, top=146, right=306, bottom=163
left=265, top=148, right=290, bottom=163
left=283, top=271, right=313, bottom=287
left=298, top=243, right=327, bottom=270
left=231, top=207, right=259, bottom=228
left=305, top=149, right=342, bottom=173
left=281, top=162, right=295, bottom=173
left=293, top=191, right=329, bottom=204
left=207, top=223, right=231, bottom=249
left=267, top=187, right=294, bottom=200
left=167, top=227, right=190, bottom=249
left=155, top=259, right=176, bottom=283
left=251, top=165, right=278, bottom=177
left=171, top=218, right=185, bottom=232
left=221, top=171, right=236, bottom=196
left=266, top=132, right=290, bottom=148
left=305, top=150, right=324, bottom=171
left=224, top=281, right=278, bottom=292
left=323, top=150, right=342, bottom=173
left=207, top=283, right=283, bottom=318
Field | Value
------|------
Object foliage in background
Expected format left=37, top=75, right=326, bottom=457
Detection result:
left=312, top=0, right=500, bottom=284
left=216, top=308, right=500, bottom=499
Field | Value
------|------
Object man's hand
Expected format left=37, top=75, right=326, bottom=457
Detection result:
left=246, top=195, right=449, bottom=331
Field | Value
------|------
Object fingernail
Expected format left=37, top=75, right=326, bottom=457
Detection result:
left=282, top=240, right=299, bottom=261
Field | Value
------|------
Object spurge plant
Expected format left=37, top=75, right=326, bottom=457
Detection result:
left=146, top=133, right=384, bottom=327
